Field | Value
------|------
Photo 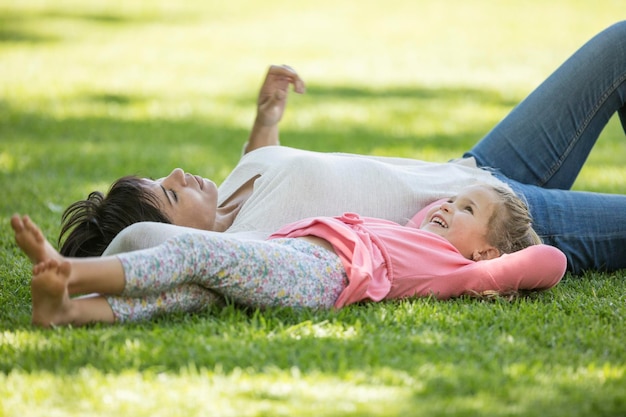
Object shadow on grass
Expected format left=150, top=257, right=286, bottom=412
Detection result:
left=0, top=7, right=194, bottom=44
left=0, top=13, right=60, bottom=43
left=0, top=82, right=516, bottom=173
left=304, top=84, right=520, bottom=107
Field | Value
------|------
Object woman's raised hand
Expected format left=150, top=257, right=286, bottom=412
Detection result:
left=244, top=65, right=306, bottom=154
left=255, top=64, right=306, bottom=127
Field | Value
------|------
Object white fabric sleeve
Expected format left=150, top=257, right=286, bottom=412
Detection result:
left=102, top=222, right=265, bottom=255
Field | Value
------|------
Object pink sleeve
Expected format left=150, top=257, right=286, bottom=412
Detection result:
left=408, top=244, right=567, bottom=299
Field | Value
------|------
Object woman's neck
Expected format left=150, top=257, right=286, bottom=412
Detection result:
left=212, top=175, right=258, bottom=232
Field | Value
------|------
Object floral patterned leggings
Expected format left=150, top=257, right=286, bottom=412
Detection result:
left=106, top=233, right=348, bottom=322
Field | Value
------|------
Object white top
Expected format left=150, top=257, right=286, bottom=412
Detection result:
left=219, top=146, right=507, bottom=237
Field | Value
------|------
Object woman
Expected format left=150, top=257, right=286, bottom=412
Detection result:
left=61, top=21, right=626, bottom=274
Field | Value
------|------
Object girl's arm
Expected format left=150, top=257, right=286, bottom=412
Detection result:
left=407, top=244, right=567, bottom=299
left=466, top=244, right=567, bottom=294
left=243, top=65, right=306, bottom=154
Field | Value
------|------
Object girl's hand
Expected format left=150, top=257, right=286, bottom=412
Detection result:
left=255, top=64, right=305, bottom=127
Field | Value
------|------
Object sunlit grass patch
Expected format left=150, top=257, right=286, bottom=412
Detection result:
left=0, top=368, right=413, bottom=417
left=574, top=166, right=626, bottom=193
left=1, top=361, right=624, bottom=417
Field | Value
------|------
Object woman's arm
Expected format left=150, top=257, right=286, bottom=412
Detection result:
left=244, top=65, right=306, bottom=154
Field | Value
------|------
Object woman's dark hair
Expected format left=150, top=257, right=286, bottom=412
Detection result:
left=58, top=176, right=171, bottom=257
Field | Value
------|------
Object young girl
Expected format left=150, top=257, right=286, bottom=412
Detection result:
left=12, top=184, right=567, bottom=328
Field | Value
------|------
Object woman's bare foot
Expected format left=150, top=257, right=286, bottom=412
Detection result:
left=31, top=259, right=74, bottom=328
left=11, top=214, right=63, bottom=264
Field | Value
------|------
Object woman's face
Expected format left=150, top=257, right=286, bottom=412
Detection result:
left=420, top=185, right=499, bottom=260
left=145, top=168, right=219, bottom=231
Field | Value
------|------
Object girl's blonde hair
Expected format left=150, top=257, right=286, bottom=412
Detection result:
left=474, top=185, right=542, bottom=301
left=485, top=185, right=542, bottom=255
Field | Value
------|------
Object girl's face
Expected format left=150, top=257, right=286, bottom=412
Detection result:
left=420, top=185, right=500, bottom=260
left=145, top=168, right=219, bottom=231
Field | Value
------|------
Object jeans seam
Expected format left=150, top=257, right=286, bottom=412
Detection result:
left=542, top=71, right=626, bottom=186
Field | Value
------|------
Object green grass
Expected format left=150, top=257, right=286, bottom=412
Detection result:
left=1, top=1, right=625, bottom=416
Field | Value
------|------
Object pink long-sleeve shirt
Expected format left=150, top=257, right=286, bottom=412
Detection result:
left=270, top=208, right=566, bottom=308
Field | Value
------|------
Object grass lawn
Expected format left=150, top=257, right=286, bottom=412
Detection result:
left=1, top=1, right=625, bottom=416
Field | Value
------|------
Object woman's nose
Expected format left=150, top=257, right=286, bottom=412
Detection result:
left=164, top=168, right=187, bottom=185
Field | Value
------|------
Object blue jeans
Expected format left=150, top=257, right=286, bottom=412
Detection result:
left=465, top=21, right=626, bottom=274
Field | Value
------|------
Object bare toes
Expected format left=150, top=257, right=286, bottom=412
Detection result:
left=33, top=259, right=59, bottom=275
left=23, top=216, right=44, bottom=243
left=12, top=214, right=62, bottom=265
left=31, top=257, right=73, bottom=328
left=10, top=214, right=24, bottom=233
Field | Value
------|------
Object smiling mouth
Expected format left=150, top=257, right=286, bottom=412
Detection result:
left=430, top=215, right=448, bottom=228
left=193, top=175, right=204, bottom=190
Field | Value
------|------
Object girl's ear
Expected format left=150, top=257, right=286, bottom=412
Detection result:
left=471, top=246, right=501, bottom=261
